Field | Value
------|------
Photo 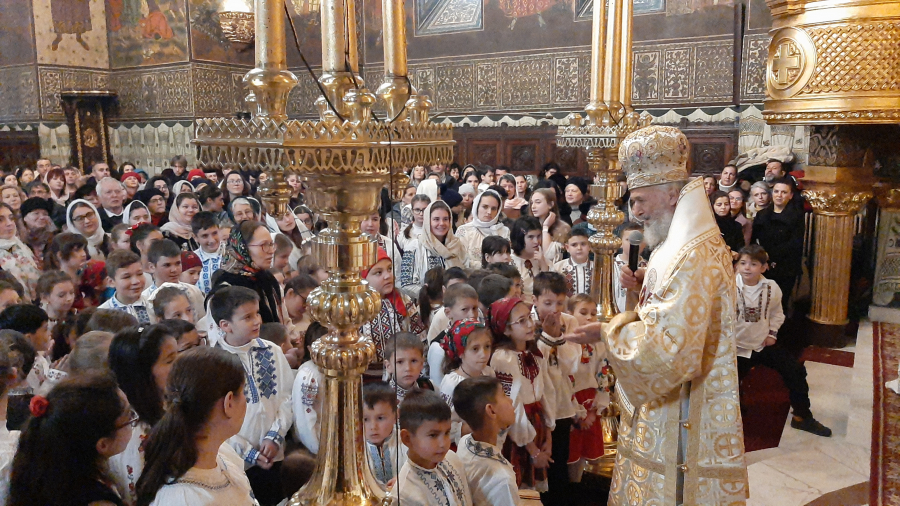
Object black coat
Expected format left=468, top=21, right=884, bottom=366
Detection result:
left=207, top=270, right=283, bottom=324
left=751, top=203, right=805, bottom=278
left=715, top=214, right=746, bottom=256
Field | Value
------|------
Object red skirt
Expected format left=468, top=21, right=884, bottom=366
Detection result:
left=502, top=401, right=548, bottom=489
left=568, top=388, right=605, bottom=463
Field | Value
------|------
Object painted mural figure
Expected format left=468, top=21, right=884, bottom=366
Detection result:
left=50, top=0, right=91, bottom=50
left=498, top=0, right=559, bottom=28
left=106, top=0, right=173, bottom=39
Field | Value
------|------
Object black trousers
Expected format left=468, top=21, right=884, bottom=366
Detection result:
left=541, top=417, right=573, bottom=506
left=246, top=460, right=285, bottom=506
left=737, top=345, right=812, bottom=419
left=767, top=272, right=797, bottom=312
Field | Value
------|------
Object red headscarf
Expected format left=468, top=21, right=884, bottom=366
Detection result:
left=363, top=247, right=407, bottom=317
left=489, top=297, right=527, bottom=338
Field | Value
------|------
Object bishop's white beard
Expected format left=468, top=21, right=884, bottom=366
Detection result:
left=643, top=211, right=674, bottom=249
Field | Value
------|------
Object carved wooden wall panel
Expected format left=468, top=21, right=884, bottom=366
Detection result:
left=0, top=131, right=40, bottom=171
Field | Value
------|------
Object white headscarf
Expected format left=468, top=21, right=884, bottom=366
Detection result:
left=458, top=189, right=508, bottom=237
left=161, top=194, right=196, bottom=239
left=420, top=200, right=465, bottom=266
left=172, top=180, right=195, bottom=196
left=66, top=199, right=108, bottom=260
left=123, top=200, right=150, bottom=226
left=416, top=179, right=439, bottom=203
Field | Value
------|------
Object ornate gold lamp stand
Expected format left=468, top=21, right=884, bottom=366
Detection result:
left=556, top=0, right=649, bottom=478
left=194, top=0, right=453, bottom=503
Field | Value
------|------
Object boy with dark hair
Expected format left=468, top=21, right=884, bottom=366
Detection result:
left=191, top=210, right=222, bottom=294
left=0, top=281, right=21, bottom=313
left=0, top=305, right=51, bottom=391
left=509, top=216, right=547, bottom=303
left=487, top=262, right=523, bottom=298
left=210, top=285, right=294, bottom=505
left=531, top=271, right=583, bottom=502
left=476, top=274, right=513, bottom=314
left=453, top=377, right=519, bottom=506
left=551, top=228, right=592, bottom=296
left=393, top=390, right=473, bottom=506
left=735, top=245, right=831, bottom=437
left=143, top=238, right=206, bottom=322
left=384, top=332, right=433, bottom=403
left=363, top=381, right=406, bottom=485
left=426, top=283, right=480, bottom=386
left=283, top=274, right=319, bottom=354
left=99, top=249, right=151, bottom=324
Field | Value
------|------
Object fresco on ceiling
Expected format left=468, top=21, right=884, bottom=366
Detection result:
left=33, top=0, right=110, bottom=67
left=105, top=0, right=188, bottom=67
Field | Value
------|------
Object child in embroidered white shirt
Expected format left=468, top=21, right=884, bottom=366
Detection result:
left=734, top=245, right=831, bottom=437
left=391, top=390, right=473, bottom=506
left=191, top=212, right=222, bottom=296
left=291, top=322, right=327, bottom=455
left=363, top=381, right=406, bottom=487
left=453, top=376, right=520, bottom=506
left=531, top=272, right=585, bottom=500
left=438, top=319, right=494, bottom=445
left=551, top=228, right=593, bottom=296
left=427, top=283, right=480, bottom=387
left=142, top=239, right=206, bottom=321
left=209, top=286, right=294, bottom=506
left=384, top=333, right=433, bottom=403
left=99, top=249, right=151, bottom=324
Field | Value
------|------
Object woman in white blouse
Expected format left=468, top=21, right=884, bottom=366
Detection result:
left=455, top=189, right=509, bottom=270
left=399, top=200, right=466, bottom=300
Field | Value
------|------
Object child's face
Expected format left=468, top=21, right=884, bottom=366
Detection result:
left=484, top=250, right=511, bottom=265
left=509, top=277, right=523, bottom=298
left=566, top=235, right=591, bottom=264
left=0, top=289, right=20, bottom=313
left=272, top=250, right=291, bottom=272
left=366, top=259, right=394, bottom=297
left=137, top=231, right=164, bottom=256
left=47, top=281, right=76, bottom=313
left=445, top=297, right=478, bottom=323
left=522, top=229, right=542, bottom=256
left=504, top=303, right=535, bottom=345
left=220, top=301, right=262, bottom=344
left=279, top=340, right=293, bottom=356
left=491, top=384, right=516, bottom=430
left=285, top=288, right=312, bottom=319
left=113, top=233, right=131, bottom=251
left=150, top=255, right=182, bottom=284
left=194, top=226, right=220, bottom=253
left=460, top=330, right=492, bottom=374
left=152, top=337, right=178, bottom=396
left=535, top=291, right=566, bottom=319
left=363, top=400, right=397, bottom=446
left=385, top=347, right=424, bottom=390
left=180, top=266, right=201, bottom=285
left=402, top=420, right=452, bottom=469
left=111, top=262, right=146, bottom=303
left=737, top=255, right=767, bottom=284
left=163, top=294, right=195, bottom=324
left=313, top=268, right=328, bottom=283
left=176, top=330, right=203, bottom=353
left=571, top=301, right=598, bottom=327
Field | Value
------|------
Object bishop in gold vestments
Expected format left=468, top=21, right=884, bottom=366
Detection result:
left=603, top=126, right=749, bottom=505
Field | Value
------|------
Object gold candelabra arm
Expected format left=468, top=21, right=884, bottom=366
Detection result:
left=244, top=0, right=298, bottom=120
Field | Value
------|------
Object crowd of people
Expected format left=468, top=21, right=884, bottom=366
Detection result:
left=0, top=155, right=828, bottom=506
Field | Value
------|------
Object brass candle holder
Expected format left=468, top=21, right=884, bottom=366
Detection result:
left=194, top=0, right=453, bottom=502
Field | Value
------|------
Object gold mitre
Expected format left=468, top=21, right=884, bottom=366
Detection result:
left=619, top=125, right=691, bottom=190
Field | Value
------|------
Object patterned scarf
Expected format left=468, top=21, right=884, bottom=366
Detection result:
left=440, top=318, right=485, bottom=364
left=220, top=224, right=260, bottom=277
left=362, top=247, right=407, bottom=317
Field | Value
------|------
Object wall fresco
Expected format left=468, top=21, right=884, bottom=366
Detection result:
left=0, top=0, right=37, bottom=67
left=33, top=0, right=110, bottom=68
left=106, top=0, right=189, bottom=67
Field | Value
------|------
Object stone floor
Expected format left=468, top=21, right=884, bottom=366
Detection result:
left=745, top=321, right=873, bottom=506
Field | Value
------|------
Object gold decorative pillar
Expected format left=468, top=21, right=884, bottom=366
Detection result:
left=803, top=185, right=871, bottom=324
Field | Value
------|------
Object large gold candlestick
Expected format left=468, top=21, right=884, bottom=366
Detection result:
left=376, top=0, right=414, bottom=120
left=244, top=0, right=298, bottom=119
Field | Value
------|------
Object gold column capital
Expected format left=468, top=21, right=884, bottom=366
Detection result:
left=802, top=188, right=871, bottom=215
left=873, top=184, right=900, bottom=211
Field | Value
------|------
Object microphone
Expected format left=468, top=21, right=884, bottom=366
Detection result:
left=628, top=231, right=644, bottom=273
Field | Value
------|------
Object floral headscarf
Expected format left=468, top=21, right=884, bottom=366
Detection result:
left=220, top=222, right=263, bottom=277
left=440, top=318, right=486, bottom=364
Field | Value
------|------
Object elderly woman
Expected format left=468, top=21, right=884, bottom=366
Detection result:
left=0, top=203, right=41, bottom=301
left=66, top=199, right=111, bottom=261
left=207, top=220, right=283, bottom=324
left=20, top=197, right=58, bottom=269
left=455, top=189, right=509, bottom=270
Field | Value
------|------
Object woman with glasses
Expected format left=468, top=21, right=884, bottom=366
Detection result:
left=398, top=194, right=431, bottom=250
left=108, top=325, right=179, bottom=506
left=8, top=373, right=134, bottom=506
left=0, top=203, right=41, bottom=302
left=134, top=188, right=169, bottom=227
left=66, top=199, right=111, bottom=262
left=207, top=221, right=283, bottom=324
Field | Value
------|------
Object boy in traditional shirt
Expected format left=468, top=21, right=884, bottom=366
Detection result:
left=210, top=286, right=294, bottom=506
left=453, top=376, right=520, bottom=506
left=191, top=211, right=222, bottom=295
left=551, top=228, right=593, bottom=296
left=384, top=332, right=433, bottom=403
left=99, top=249, right=151, bottom=324
left=735, top=245, right=831, bottom=437
left=292, top=322, right=327, bottom=455
left=426, top=283, right=480, bottom=386
left=363, top=381, right=407, bottom=486
left=391, top=390, right=473, bottom=506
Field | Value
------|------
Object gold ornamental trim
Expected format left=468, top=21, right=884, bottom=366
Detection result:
left=802, top=189, right=872, bottom=215
left=763, top=110, right=900, bottom=124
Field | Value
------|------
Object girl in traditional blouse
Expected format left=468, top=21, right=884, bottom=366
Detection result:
left=8, top=374, right=134, bottom=506
left=66, top=199, right=111, bottom=262
left=135, top=347, right=256, bottom=506
left=108, top=325, right=179, bottom=506
left=438, top=319, right=495, bottom=445
left=161, top=193, right=201, bottom=252
left=400, top=200, right=466, bottom=300
left=207, top=221, right=283, bottom=324
left=398, top=194, right=430, bottom=250
left=0, top=203, right=41, bottom=301
left=499, top=174, right=528, bottom=221
left=455, top=189, right=509, bottom=270
left=488, top=297, right=553, bottom=492
left=529, top=189, right=568, bottom=264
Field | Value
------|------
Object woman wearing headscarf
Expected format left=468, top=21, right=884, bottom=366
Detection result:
left=0, top=203, right=41, bottom=301
left=122, top=200, right=151, bottom=226
left=161, top=192, right=201, bottom=251
left=416, top=178, right=439, bottom=203
left=133, top=187, right=168, bottom=227
left=399, top=200, right=465, bottom=300
left=171, top=180, right=195, bottom=197
left=455, top=189, right=509, bottom=270
left=20, top=197, right=58, bottom=270
left=66, top=199, right=111, bottom=261
left=227, top=196, right=262, bottom=226
left=207, top=220, right=283, bottom=323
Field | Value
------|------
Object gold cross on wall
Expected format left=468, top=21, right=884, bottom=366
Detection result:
left=772, top=41, right=801, bottom=86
